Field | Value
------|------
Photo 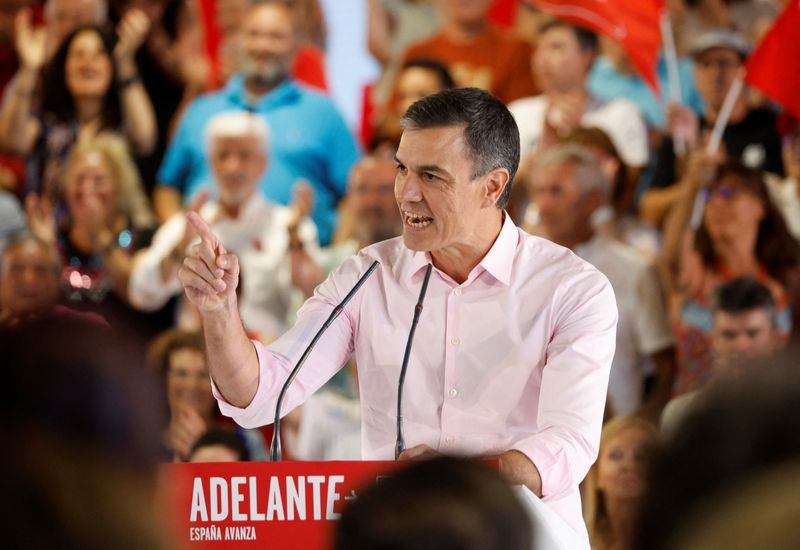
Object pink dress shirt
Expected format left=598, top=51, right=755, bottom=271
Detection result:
left=214, top=214, right=617, bottom=537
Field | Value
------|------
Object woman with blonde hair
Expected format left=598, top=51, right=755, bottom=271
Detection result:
left=583, top=416, right=660, bottom=550
left=25, top=132, right=168, bottom=352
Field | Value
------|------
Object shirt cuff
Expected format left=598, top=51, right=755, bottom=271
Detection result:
left=513, top=438, right=576, bottom=501
left=210, top=339, right=270, bottom=429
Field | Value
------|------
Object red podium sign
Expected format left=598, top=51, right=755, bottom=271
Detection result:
left=157, top=461, right=405, bottom=549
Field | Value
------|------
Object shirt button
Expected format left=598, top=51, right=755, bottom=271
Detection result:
left=445, top=436, right=454, bottom=444
left=453, top=288, right=461, bottom=296
left=451, top=336, right=460, bottom=346
left=449, top=388, right=458, bottom=397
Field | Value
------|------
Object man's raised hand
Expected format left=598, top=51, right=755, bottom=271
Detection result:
left=178, top=212, right=239, bottom=313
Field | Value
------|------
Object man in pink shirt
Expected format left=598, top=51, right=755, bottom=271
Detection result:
left=178, top=88, right=617, bottom=544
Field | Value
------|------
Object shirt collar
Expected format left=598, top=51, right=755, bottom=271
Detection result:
left=405, top=212, right=518, bottom=287
left=224, top=74, right=301, bottom=109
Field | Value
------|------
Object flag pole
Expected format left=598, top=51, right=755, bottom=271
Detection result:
left=689, top=70, right=745, bottom=229
left=660, top=11, right=684, bottom=155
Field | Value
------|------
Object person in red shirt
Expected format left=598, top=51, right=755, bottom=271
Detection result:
left=399, top=0, right=537, bottom=104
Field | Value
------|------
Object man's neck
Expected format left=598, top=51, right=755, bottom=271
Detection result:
left=442, top=18, right=489, bottom=44
left=554, top=225, right=595, bottom=252
left=430, top=212, right=503, bottom=284
left=243, top=75, right=286, bottom=102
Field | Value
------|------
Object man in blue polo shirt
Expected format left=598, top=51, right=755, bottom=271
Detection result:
left=154, top=0, right=359, bottom=246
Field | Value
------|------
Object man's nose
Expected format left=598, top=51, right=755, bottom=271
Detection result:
left=397, top=174, right=422, bottom=203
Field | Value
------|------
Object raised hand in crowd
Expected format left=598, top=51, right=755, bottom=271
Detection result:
left=14, top=8, right=47, bottom=74
left=544, top=91, right=588, bottom=140
left=24, top=193, right=57, bottom=245
left=667, top=102, right=701, bottom=152
left=114, top=8, right=151, bottom=73
left=0, top=9, right=44, bottom=153
left=287, top=179, right=324, bottom=297
left=165, top=404, right=209, bottom=462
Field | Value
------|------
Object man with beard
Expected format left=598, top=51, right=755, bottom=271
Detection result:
left=154, top=0, right=359, bottom=246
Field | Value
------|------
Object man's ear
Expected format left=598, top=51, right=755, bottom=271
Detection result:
left=583, top=189, right=604, bottom=215
left=483, top=168, right=511, bottom=208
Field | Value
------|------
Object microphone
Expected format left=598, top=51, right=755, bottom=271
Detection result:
left=270, top=260, right=380, bottom=462
left=395, top=263, right=433, bottom=459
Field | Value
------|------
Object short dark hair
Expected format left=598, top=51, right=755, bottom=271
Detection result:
left=539, top=19, right=599, bottom=53
left=190, top=427, right=250, bottom=461
left=401, top=58, right=456, bottom=90
left=401, top=88, right=520, bottom=208
left=711, top=277, right=776, bottom=321
left=335, top=456, right=532, bottom=550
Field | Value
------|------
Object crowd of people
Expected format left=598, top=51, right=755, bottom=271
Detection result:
left=2, top=0, right=799, bottom=548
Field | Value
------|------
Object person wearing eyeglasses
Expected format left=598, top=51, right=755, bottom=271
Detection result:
left=660, top=157, right=799, bottom=397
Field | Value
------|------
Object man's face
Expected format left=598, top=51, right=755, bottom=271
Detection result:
left=166, top=347, right=213, bottom=415
left=439, top=0, right=493, bottom=27
left=534, top=26, right=593, bottom=93
left=350, top=159, right=403, bottom=245
left=0, top=242, right=61, bottom=319
left=210, top=134, right=266, bottom=207
left=694, top=47, right=742, bottom=111
left=394, top=125, right=493, bottom=254
left=530, top=162, right=596, bottom=245
left=712, top=308, right=776, bottom=365
left=239, top=4, right=296, bottom=86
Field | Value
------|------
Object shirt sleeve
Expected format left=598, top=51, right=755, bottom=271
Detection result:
left=211, top=256, right=365, bottom=428
left=127, top=214, right=186, bottom=311
left=512, top=267, right=618, bottom=500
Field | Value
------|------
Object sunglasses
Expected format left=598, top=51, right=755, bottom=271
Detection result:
left=702, top=184, right=743, bottom=203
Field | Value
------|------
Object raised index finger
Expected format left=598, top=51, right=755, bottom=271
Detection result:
left=187, top=211, right=225, bottom=254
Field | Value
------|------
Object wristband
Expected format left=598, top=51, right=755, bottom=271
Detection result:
left=118, top=74, right=142, bottom=90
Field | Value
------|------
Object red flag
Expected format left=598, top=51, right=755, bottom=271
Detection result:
left=526, top=0, right=664, bottom=94
left=745, top=1, right=800, bottom=120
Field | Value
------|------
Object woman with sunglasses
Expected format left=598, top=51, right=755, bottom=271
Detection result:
left=661, top=153, right=799, bottom=397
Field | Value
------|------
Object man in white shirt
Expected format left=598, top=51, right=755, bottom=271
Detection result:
left=509, top=20, right=648, bottom=176
left=129, top=111, right=319, bottom=341
left=529, top=144, right=674, bottom=419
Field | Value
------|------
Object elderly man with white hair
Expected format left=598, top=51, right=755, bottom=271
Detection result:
left=129, top=110, right=319, bottom=341
left=528, top=143, right=676, bottom=421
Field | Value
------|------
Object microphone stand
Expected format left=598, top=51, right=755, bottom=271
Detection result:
left=270, top=260, right=380, bottom=462
left=395, top=263, right=433, bottom=459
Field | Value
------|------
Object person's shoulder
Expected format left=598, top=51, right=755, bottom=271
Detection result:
left=592, top=96, right=645, bottom=120
left=185, top=87, right=232, bottom=115
left=486, top=24, right=530, bottom=48
left=744, top=107, right=778, bottom=126
left=516, top=229, right=610, bottom=285
left=325, top=237, right=408, bottom=287
left=403, top=31, right=446, bottom=56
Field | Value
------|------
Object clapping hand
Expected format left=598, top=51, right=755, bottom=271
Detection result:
left=14, top=9, right=47, bottom=72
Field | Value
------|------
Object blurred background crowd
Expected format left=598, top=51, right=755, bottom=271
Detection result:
left=1, top=0, right=799, bottom=548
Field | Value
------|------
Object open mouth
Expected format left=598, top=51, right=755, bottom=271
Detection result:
left=403, top=210, right=433, bottom=228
